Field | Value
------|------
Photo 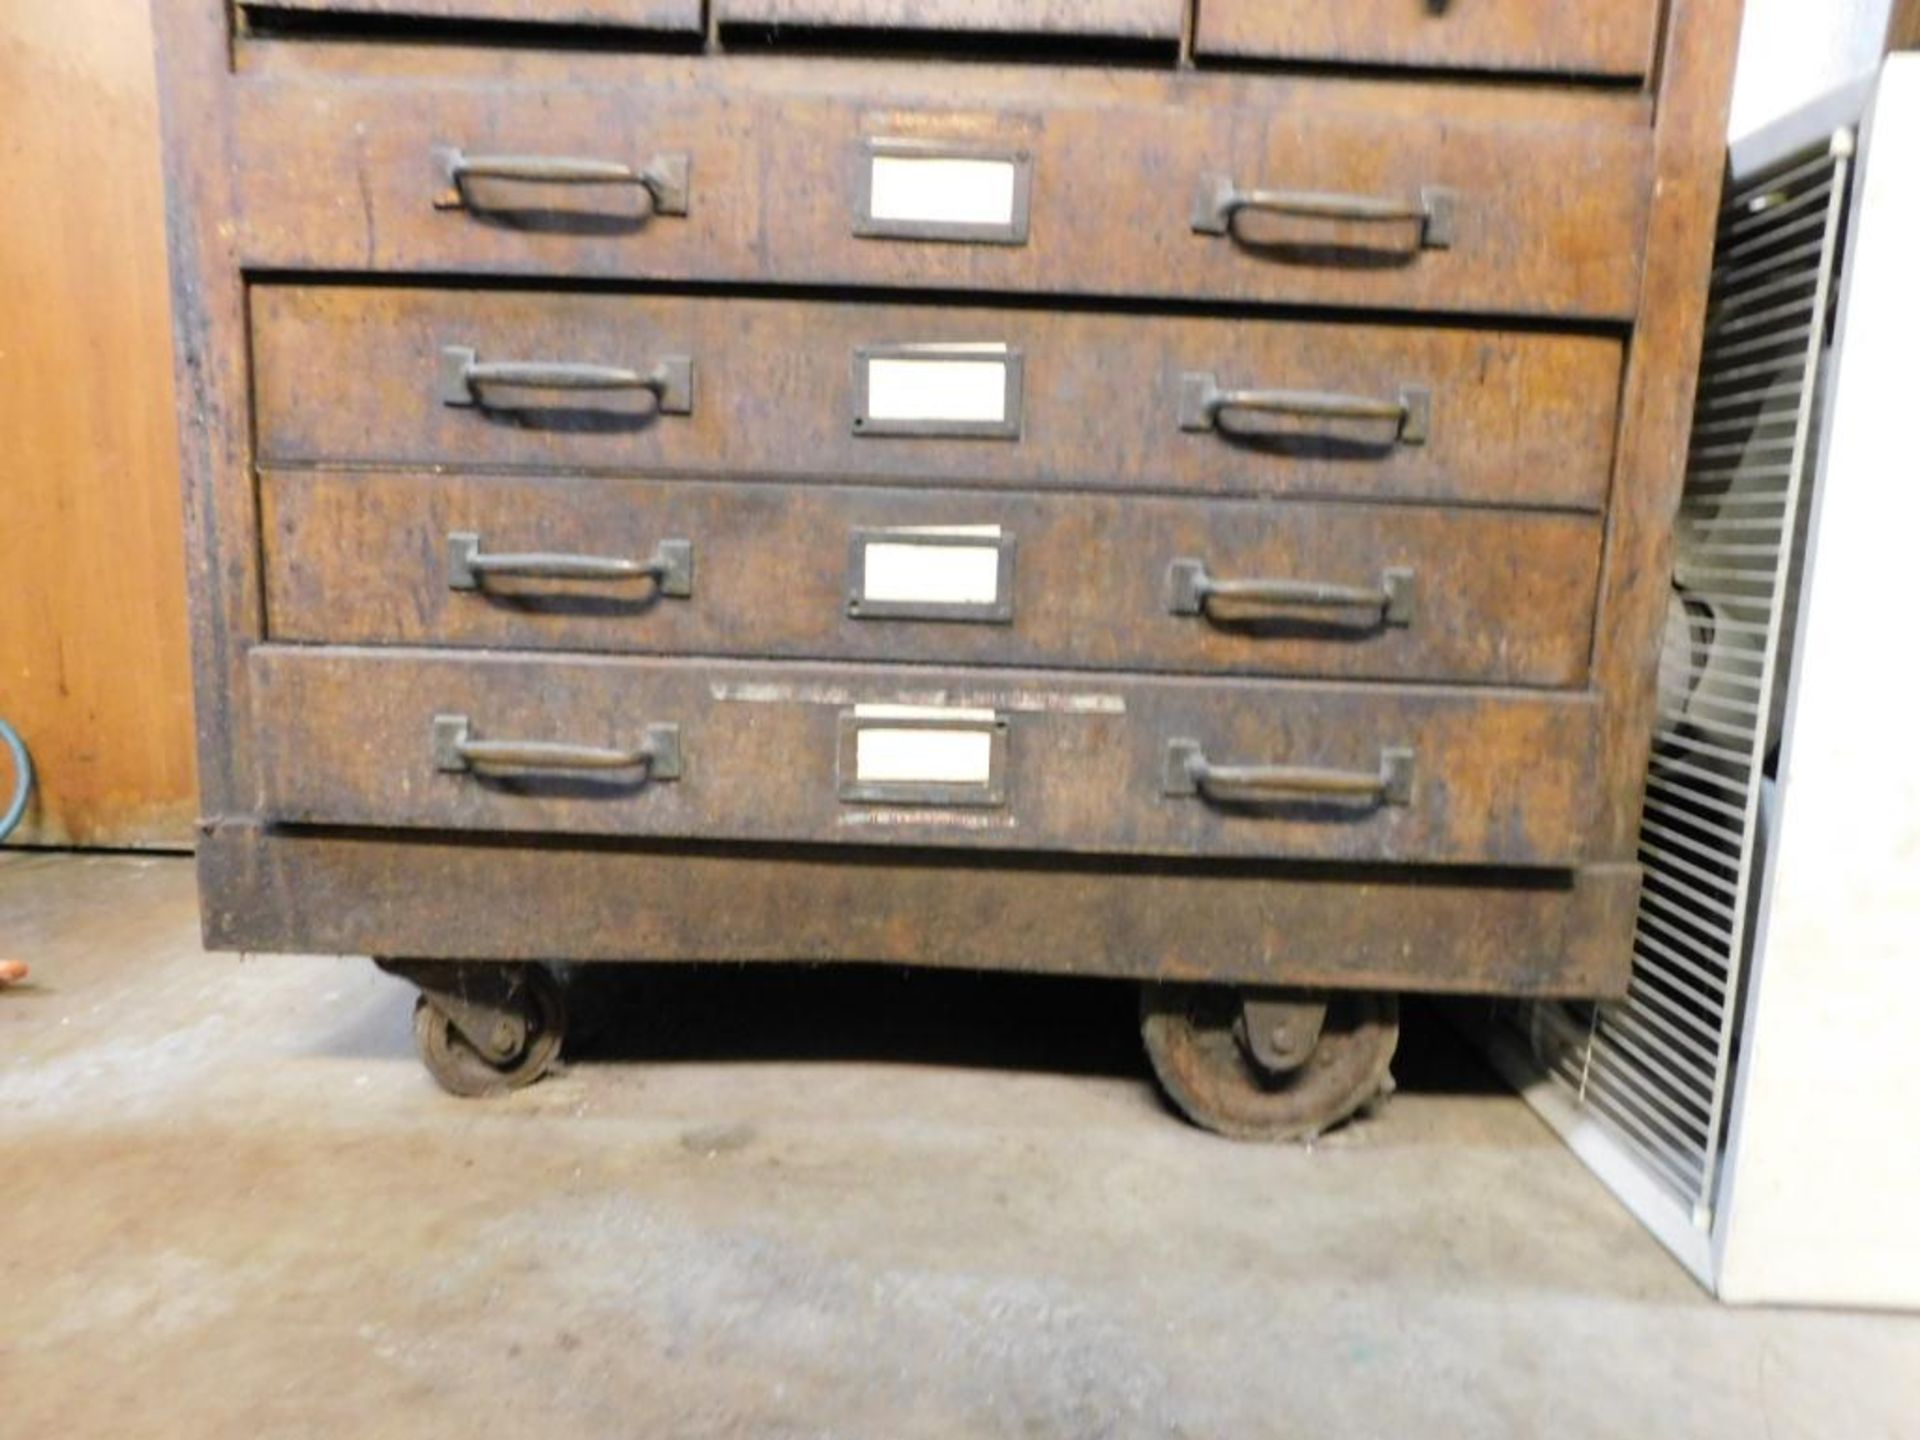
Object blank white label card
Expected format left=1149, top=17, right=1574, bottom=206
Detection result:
left=863, top=355, right=1011, bottom=425
left=840, top=703, right=1008, bottom=805
left=863, top=541, right=1002, bottom=607
left=848, top=525, right=1015, bottom=623
left=854, top=726, right=997, bottom=787
left=868, top=154, right=1020, bottom=229
left=857, top=140, right=1030, bottom=244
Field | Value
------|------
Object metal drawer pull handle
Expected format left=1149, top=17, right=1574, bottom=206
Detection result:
left=1179, top=372, right=1430, bottom=445
left=447, top=533, right=694, bottom=597
left=434, top=149, right=691, bottom=216
left=433, top=715, right=683, bottom=780
left=1192, top=173, right=1455, bottom=250
left=1167, top=560, right=1415, bottom=627
left=1163, top=741, right=1414, bottom=807
left=440, top=347, right=694, bottom=414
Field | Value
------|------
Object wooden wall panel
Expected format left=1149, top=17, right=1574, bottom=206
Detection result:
left=1892, top=0, right=1920, bottom=50
left=0, top=0, right=196, bottom=848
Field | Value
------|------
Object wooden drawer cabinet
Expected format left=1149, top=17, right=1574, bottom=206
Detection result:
left=160, top=0, right=1745, bottom=1134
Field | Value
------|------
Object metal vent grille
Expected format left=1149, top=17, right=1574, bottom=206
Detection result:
left=1522, top=135, right=1853, bottom=1218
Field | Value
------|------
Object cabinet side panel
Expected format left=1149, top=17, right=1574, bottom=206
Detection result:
left=1590, top=0, right=1749, bottom=859
left=153, top=0, right=261, bottom=828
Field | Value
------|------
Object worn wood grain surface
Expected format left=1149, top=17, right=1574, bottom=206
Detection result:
left=1587, top=0, right=1746, bottom=858
left=152, top=0, right=1749, bottom=993
left=247, top=648, right=1599, bottom=865
left=199, top=824, right=1641, bottom=997
left=228, top=65, right=1653, bottom=320
left=261, top=470, right=1605, bottom=687
left=239, top=40, right=1654, bottom=123
left=251, top=286, right=1625, bottom=509
left=1194, top=0, right=1661, bottom=79
left=1891, top=0, right=1920, bottom=50
left=0, top=0, right=196, bottom=848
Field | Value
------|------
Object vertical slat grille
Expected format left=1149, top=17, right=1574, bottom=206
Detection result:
left=1519, top=135, right=1853, bottom=1218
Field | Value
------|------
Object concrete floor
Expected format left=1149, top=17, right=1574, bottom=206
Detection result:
left=1, top=853, right=1916, bottom=1439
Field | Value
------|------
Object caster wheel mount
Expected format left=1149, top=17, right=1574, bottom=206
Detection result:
left=379, top=960, right=567, bottom=1098
left=1141, top=985, right=1399, bottom=1142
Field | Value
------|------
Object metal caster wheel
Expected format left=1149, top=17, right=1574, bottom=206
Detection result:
left=380, top=961, right=568, bottom=1098
left=1140, top=985, right=1399, bottom=1142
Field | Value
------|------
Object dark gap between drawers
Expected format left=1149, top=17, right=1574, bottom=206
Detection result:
left=236, top=269, right=1635, bottom=342
left=255, top=820, right=1582, bottom=891
left=248, top=458, right=1610, bottom=520
left=1187, top=54, right=1650, bottom=96
left=237, top=8, right=707, bottom=52
left=246, top=636, right=1600, bottom=694
left=712, top=23, right=1179, bottom=70
left=246, top=640, right=1601, bottom=704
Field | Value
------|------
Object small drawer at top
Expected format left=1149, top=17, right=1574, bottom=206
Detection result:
left=1193, top=0, right=1661, bottom=80
left=713, top=0, right=1184, bottom=42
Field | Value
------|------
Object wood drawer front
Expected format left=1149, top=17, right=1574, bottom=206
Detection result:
left=239, top=0, right=704, bottom=28
left=252, top=286, right=1622, bottom=511
left=263, top=470, right=1602, bottom=687
left=1193, top=0, right=1660, bottom=81
left=230, top=77, right=1651, bottom=322
left=249, top=649, right=1598, bottom=866
left=205, top=826, right=1642, bottom=996
left=713, top=0, right=1184, bottom=41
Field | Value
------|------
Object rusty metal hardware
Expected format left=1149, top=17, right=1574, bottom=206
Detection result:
left=376, top=959, right=532, bottom=1064
left=1163, top=740, right=1415, bottom=806
left=1179, top=372, right=1430, bottom=445
left=1238, top=993, right=1330, bottom=1073
left=1191, top=173, right=1456, bottom=249
left=433, top=148, right=690, bottom=216
left=447, top=533, right=694, bottom=597
left=1167, top=560, right=1416, bottom=627
left=439, top=347, right=694, bottom=414
left=433, top=715, right=684, bottom=780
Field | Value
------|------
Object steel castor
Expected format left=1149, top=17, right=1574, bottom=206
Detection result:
left=379, top=961, right=568, bottom=1098
left=1140, top=986, right=1399, bottom=1142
